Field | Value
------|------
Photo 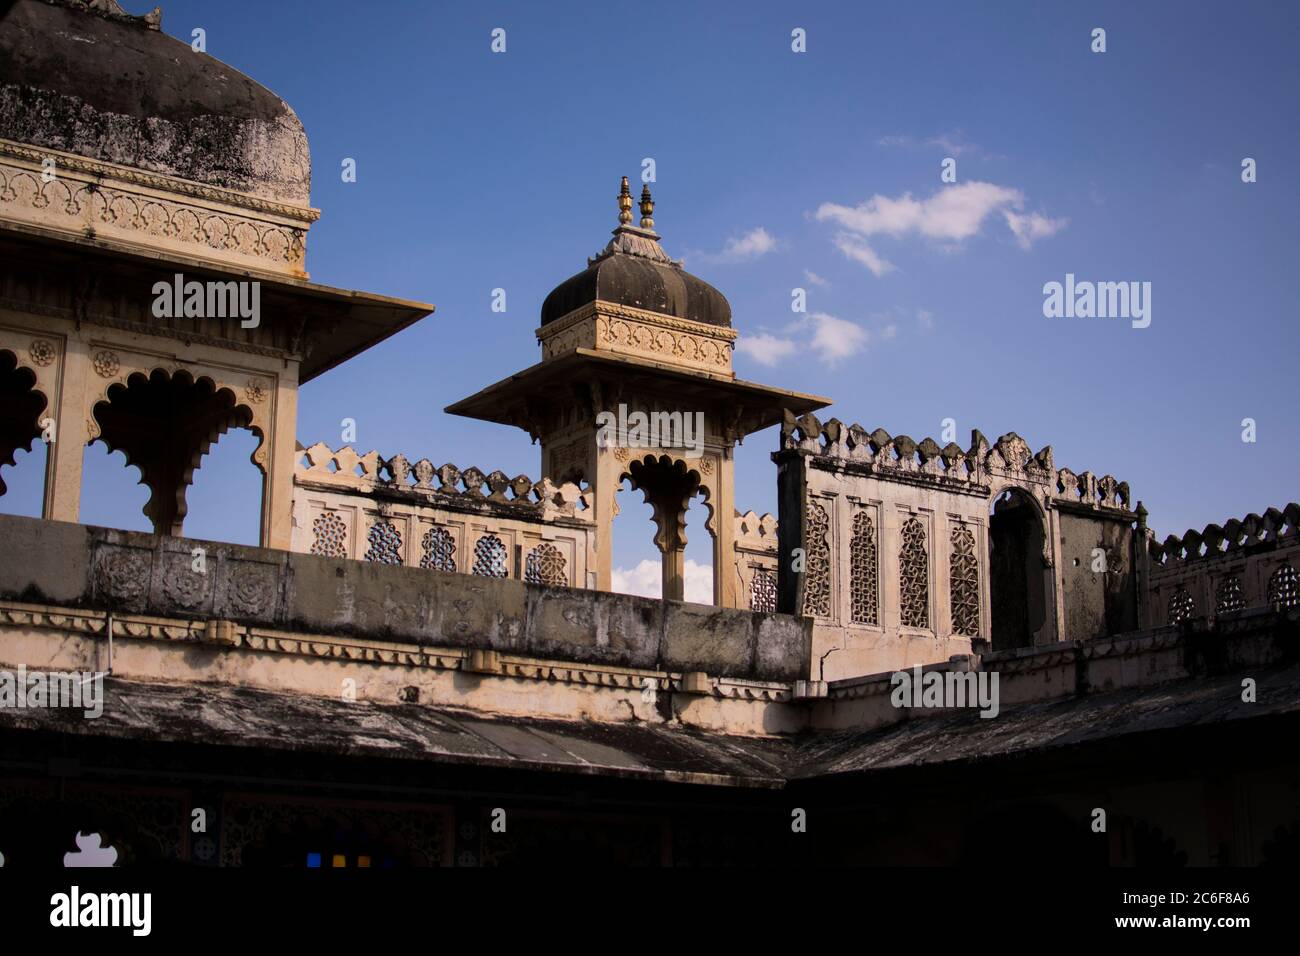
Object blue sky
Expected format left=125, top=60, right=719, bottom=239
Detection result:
left=5, top=0, right=1298, bottom=594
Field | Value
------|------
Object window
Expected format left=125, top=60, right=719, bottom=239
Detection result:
left=420, top=526, right=456, bottom=572
left=524, top=542, right=567, bottom=586
left=472, top=534, right=509, bottom=577
left=900, top=517, right=929, bottom=629
left=950, top=522, right=980, bottom=636
left=802, top=501, right=831, bottom=617
left=850, top=511, right=878, bottom=625
left=310, top=511, right=347, bottom=558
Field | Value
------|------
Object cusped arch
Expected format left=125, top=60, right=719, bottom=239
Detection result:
left=91, top=367, right=264, bottom=536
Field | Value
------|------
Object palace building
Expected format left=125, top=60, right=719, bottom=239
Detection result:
left=1, top=0, right=1297, bottom=866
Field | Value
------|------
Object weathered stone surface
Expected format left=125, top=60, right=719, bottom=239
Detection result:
left=0, top=514, right=810, bottom=681
left=0, top=0, right=311, bottom=205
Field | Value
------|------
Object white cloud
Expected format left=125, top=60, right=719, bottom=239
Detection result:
left=611, top=558, right=713, bottom=604
left=816, top=180, right=1065, bottom=275
left=736, top=331, right=799, bottom=367
left=817, top=181, right=1022, bottom=242
left=804, top=311, right=869, bottom=365
left=803, top=269, right=829, bottom=287
left=716, top=226, right=777, bottom=262
left=878, top=131, right=980, bottom=156
left=737, top=312, right=870, bottom=369
left=1003, top=209, right=1068, bottom=249
left=918, top=309, right=934, bottom=330
left=832, top=233, right=896, bottom=277
left=880, top=323, right=898, bottom=341
left=927, top=132, right=978, bottom=156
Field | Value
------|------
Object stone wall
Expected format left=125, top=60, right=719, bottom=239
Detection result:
left=1140, top=503, right=1300, bottom=627
left=774, top=411, right=1139, bottom=679
left=293, top=442, right=598, bottom=591
left=0, top=513, right=811, bottom=683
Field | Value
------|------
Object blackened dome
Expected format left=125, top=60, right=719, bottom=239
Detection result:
left=540, top=180, right=731, bottom=328
left=0, top=0, right=311, bottom=205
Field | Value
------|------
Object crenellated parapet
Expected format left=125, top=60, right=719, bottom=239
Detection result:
left=291, top=443, right=597, bottom=589
left=1140, top=503, right=1300, bottom=629
left=1148, top=503, right=1299, bottom=566
left=779, top=410, right=1132, bottom=512
left=296, top=442, right=592, bottom=520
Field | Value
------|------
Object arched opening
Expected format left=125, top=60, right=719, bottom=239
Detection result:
left=989, top=487, right=1049, bottom=649
left=0, top=349, right=48, bottom=517
left=617, top=454, right=711, bottom=602
left=90, top=369, right=263, bottom=538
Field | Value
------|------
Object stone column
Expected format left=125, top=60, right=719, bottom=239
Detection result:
left=261, top=368, right=299, bottom=550
left=43, top=335, right=90, bottom=524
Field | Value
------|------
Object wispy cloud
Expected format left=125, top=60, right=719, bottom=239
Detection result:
left=735, top=332, right=799, bottom=367
left=878, top=130, right=982, bottom=156
left=833, top=233, right=897, bottom=277
left=816, top=180, right=1065, bottom=276
left=711, top=226, right=777, bottom=262
left=612, top=558, right=713, bottom=603
left=803, top=269, right=829, bottom=287
left=1003, top=209, right=1068, bottom=250
left=736, top=312, right=871, bottom=368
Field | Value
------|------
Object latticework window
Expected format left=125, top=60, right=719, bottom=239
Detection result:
left=850, top=511, right=878, bottom=625
left=899, top=517, right=929, bottom=629
left=802, top=501, right=831, bottom=617
left=472, top=534, right=509, bottom=578
left=1168, top=586, right=1195, bottom=624
left=1215, top=576, right=1245, bottom=613
left=310, top=511, right=347, bottom=558
left=364, top=520, right=403, bottom=565
left=420, top=527, right=456, bottom=572
left=949, top=522, right=980, bottom=636
left=750, top=568, right=777, bottom=613
left=524, top=543, right=567, bottom=586
left=1268, top=563, right=1299, bottom=609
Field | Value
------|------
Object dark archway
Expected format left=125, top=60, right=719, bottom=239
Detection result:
left=91, top=369, right=261, bottom=537
left=989, top=487, right=1049, bottom=649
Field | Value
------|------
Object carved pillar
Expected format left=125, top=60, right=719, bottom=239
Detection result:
left=43, top=336, right=90, bottom=523
left=261, top=370, right=298, bottom=550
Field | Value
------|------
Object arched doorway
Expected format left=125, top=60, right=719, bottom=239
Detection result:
left=989, top=487, right=1050, bottom=649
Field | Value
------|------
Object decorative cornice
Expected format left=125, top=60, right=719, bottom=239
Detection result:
left=538, top=299, right=738, bottom=343
left=0, top=600, right=793, bottom=704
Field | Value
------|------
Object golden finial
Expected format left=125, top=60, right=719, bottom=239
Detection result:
left=639, top=184, right=655, bottom=229
left=617, top=176, right=633, bottom=225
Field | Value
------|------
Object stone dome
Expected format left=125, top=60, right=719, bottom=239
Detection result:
left=540, top=180, right=732, bottom=328
left=0, top=0, right=310, bottom=206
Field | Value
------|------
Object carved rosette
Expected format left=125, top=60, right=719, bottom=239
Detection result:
left=92, top=350, right=120, bottom=378
left=28, top=339, right=55, bottom=367
left=244, top=378, right=269, bottom=404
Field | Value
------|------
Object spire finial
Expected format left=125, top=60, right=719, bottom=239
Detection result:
left=617, top=176, right=633, bottom=225
left=639, top=184, right=655, bottom=229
